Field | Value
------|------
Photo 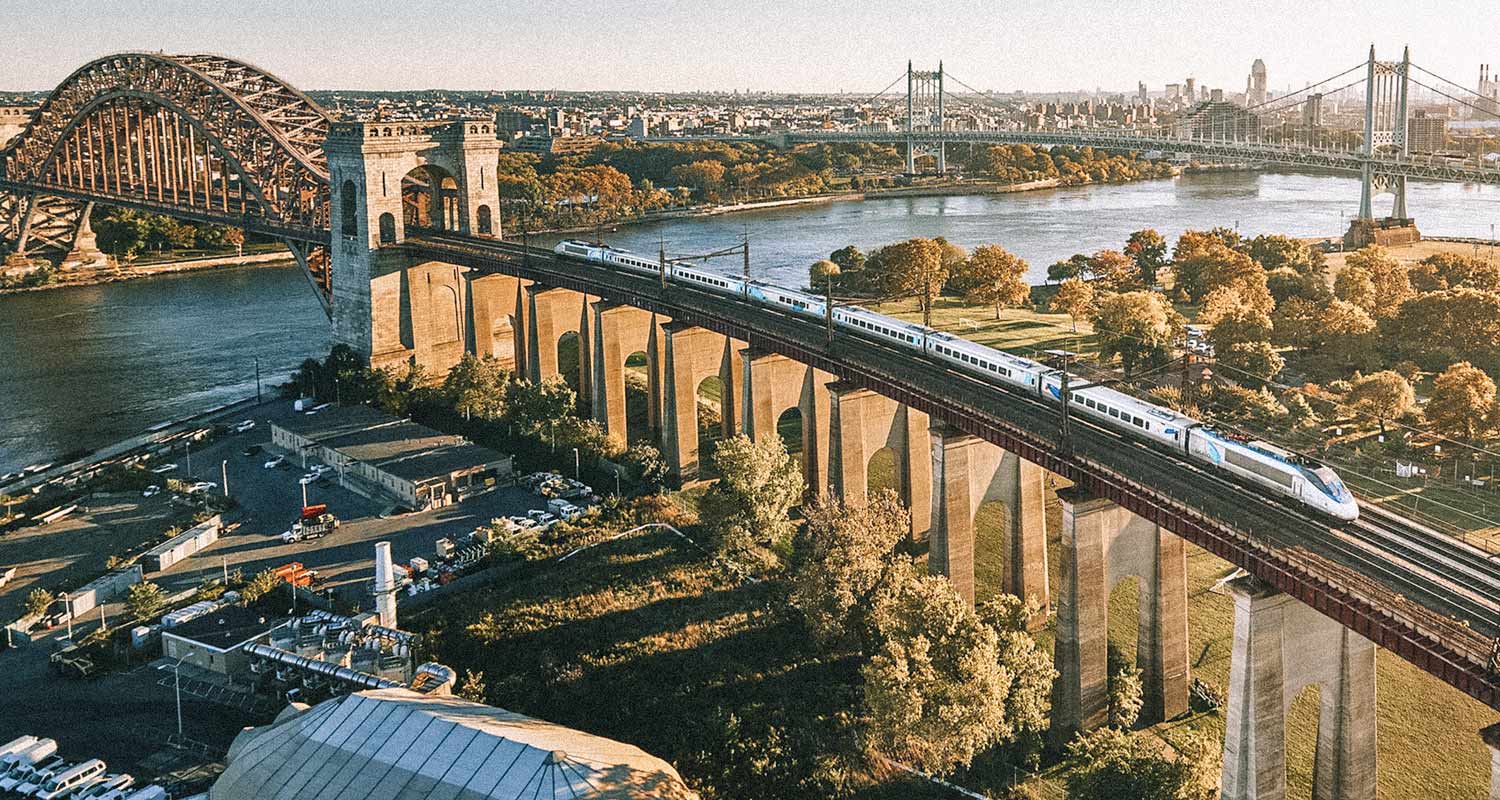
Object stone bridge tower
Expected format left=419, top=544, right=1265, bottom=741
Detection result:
left=324, top=120, right=502, bottom=372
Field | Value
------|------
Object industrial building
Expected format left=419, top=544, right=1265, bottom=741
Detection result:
left=271, top=405, right=512, bottom=510
left=211, top=688, right=697, bottom=799
left=161, top=604, right=287, bottom=676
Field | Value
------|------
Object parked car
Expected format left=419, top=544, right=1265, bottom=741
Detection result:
left=232, top=420, right=256, bottom=433
left=263, top=455, right=286, bottom=469
left=298, top=473, right=317, bottom=485
left=241, top=445, right=263, bottom=457
left=183, top=481, right=217, bottom=495
left=149, top=463, right=177, bottom=475
left=141, top=485, right=160, bottom=498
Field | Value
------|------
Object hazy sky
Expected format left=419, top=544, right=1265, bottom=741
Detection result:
left=3, top=0, right=1497, bottom=95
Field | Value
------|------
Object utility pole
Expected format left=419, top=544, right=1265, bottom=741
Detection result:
left=659, top=237, right=668, bottom=291
left=742, top=226, right=751, bottom=299
left=1058, top=354, right=1073, bottom=454
left=254, top=357, right=261, bottom=403
left=824, top=276, right=835, bottom=347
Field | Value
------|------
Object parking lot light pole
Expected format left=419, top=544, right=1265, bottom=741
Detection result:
left=221, top=460, right=229, bottom=498
left=301, top=481, right=308, bottom=510
left=174, top=653, right=197, bottom=739
left=572, top=448, right=580, bottom=480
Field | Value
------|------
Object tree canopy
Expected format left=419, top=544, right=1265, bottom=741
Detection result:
left=1091, top=291, right=1181, bottom=377
left=700, top=434, right=804, bottom=569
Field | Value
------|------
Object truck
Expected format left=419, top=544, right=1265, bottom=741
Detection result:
left=272, top=562, right=318, bottom=588
left=281, top=504, right=339, bottom=543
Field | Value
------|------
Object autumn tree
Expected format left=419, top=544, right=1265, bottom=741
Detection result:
left=1338, top=246, right=1412, bottom=318
left=1218, top=341, right=1285, bottom=386
left=668, top=160, right=727, bottom=195
left=1347, top=371, right=1415, bottom=436
left=506, top=378, right=576, bottom=435
left=1050, top=278, right=1096, bottom=332
left=829, top=245, right=867, bottom=273
left=1092, top=291, right=1181, bottom=377
left=789, top=491, right=914, bottom=650
left=808, top=259, right=840, bottom=288
left=954, top=244, right=1031, bottom=318
left=862, top=575, right=1009, bottom=774
left=1426, top=362, right=1496, bottom=442
left=700, top=434, right=804, bottom=569
left=1408, top=252, right=1500, bottom=292
left=880, top=238, right=948, bottom=329
left=1316, top=299, right=1379, bottom=369
left=1087, top=249, right=1137, bottom=292
left=1386, top=288, right=1500, bottom=372
left=1249, top=233, right=1326, bottom=277
left=1124, top=229, right=1168, bottom=286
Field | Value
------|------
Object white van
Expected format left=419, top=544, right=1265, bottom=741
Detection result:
left=0, top=751, right=60, bottom=791
left=11, top=758, right=68, bottom=794
left=32, top=759, right=107, bottom=799
left=76, top=774, right=133, bottom=799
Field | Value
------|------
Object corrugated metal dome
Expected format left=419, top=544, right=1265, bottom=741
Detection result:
left=211, top=688, right=696, bottom=799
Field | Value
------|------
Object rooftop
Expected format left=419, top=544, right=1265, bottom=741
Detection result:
left=165, top=604, right=282, bottom=652
left=274, top=405, right=509, bottom=483
left=213, top=688, right=697, bottom=799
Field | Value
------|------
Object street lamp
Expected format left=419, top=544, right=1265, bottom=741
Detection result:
left=174, top=652, right=199, bottom=739
left=572, top=448, right=580, bottom=480
left=220, top=460, right=229, bottom=498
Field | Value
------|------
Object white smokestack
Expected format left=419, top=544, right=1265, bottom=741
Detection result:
left=373, top=541, right=397, bottom=628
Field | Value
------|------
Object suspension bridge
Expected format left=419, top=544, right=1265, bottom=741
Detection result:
left=653, top=47, right=1500, bottom=238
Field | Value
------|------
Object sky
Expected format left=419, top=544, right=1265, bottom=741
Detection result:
left=2, top=0, right=1498, bottom=95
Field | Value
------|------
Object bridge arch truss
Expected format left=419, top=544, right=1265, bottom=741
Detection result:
left=0, top=52, right=336, bottom=308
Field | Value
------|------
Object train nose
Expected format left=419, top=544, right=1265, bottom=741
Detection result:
left=1335, top=499, right=1360, bottom=522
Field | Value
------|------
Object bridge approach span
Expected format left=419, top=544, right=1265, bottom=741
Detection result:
left=402, top=232, right=1499, bottom=711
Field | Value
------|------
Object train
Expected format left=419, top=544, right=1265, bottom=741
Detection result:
left=551, top=239, right=1359, bottom=522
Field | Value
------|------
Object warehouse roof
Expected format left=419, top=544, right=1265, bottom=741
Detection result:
left=272, top=405, right=509, bottom=486
left=211, top=688, right=696, bottom=799
left=165, top=605, right=282, bottom=652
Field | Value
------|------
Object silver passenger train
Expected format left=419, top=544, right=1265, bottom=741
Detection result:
left=552, top=239, right=1359, bottom=522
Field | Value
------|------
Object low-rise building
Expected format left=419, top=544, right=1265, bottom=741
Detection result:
left=272, top=405, right=512, bottom=510
left=162, top=604, right=286, bottom=676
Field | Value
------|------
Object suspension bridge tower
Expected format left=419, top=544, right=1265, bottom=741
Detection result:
left=1349, top=46, right=1419, bottom=247
left=905, top=62, right=946, bottom=175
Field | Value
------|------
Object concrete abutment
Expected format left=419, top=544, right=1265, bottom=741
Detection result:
left=740, top=348, right=835, bottom=494
left=660, top=323, right=746, bottom=481
left=1049, top=488, right=1189, bottom=746
left=826, top=382, right=931, bottom=540
left=1220, top=575, right=1378, bottom=800
left=591, top=302, right=666, bottom=441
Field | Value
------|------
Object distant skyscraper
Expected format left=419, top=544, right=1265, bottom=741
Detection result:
left=1137, top=81, right=1148, bottom=103
left=1245, top=59, right=1268, bottom=107
left=1185, top=77, right=1196, bottom=103
left=1302, top=93, right=1324, bottom=128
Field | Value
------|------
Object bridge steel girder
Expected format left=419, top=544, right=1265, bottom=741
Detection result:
left=400, top=236, right=1500, bottom=712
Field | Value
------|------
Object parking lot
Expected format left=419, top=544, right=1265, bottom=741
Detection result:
left=150, top=400, right=547, bottom=604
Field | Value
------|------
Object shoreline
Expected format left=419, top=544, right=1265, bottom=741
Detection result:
left=0, top=250, right=296, bottom=296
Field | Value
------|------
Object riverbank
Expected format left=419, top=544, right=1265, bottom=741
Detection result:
left=0, top=249, right=295, bottom=296
left=530, top=170, right=1187, bottom=236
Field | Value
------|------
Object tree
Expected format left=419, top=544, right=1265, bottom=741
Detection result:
left=1333, top=265, right=1377, bottom=312
left=1065, top=727, right=1217, bottom=800
left=507, top=378, right=576, bottom=436
left=700, top=434, right=804, bottom=569
left=1088, top=249, right=1137, bottom=292
left=1284, top=391, right=1322, bottom=429
left=789, top=491, right=914, bottom=650
left=1050, top=278, right=1096, bottom=332
left=1409, top=252, right=1500, bottom=292
left=241, top=568, right=282, bottom=604
left=1340, top=245, right=1412, bottom=318
left=808, top=259, right=840, bottom=288
left=669, top=160, right=727, bottom=195
left=1107, top=646, right=1144, bottom=729
left=954, top=244, right=1031, bottom=319
left=126, top=581, right=168, bottom=621
left=1316, top=299, right=1378, bottom=369
left=862, top=575, right=1009, bottom=774
left=444, top=353, right=508, bottom=421
left=1347, top=371, right=1415, bottom=436
left=23, top=588, right=54, bottom=619
left=933, top=237, right=969, bottom=275
left=829, top=245, right=866, bottom=273
left=621, top=443, right=668, bottom=493
left=1249, top=233, right=1325, bottom=277
left=457, top=670, right=488, bottom=703
left=1091, top=291, right=1181, bottom=378
left=880, top=238, right=948, bottom=329
left=1218, top=341, right=1285, bottom=386
left=1386, top=288, right=1500, bottom=373
left=1426, top=362, right=1496, bottom=442
left=976, top=595, right=1056, bottom=749
left=1047, top=253, right=1092, bottom=284
left=1124, top=229, right=1168, bottom=286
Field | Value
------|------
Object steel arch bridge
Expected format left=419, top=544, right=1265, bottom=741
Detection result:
left=0, top=52, right=335, bottom=309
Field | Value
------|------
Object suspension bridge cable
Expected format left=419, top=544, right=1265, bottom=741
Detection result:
left=1405, top=76, right=1500, bottom=123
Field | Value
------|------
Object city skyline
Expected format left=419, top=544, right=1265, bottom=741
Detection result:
left=3, top=0, right=1500, bottom=95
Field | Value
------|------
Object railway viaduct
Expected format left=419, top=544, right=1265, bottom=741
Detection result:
left=2, top=55, right=1497, bottom=800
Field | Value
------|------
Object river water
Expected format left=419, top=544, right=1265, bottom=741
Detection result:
left=5, top=171, right=1500, bottom=474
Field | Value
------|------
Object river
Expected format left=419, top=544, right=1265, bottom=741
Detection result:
left=5, top=171, right=1500, bottom=474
